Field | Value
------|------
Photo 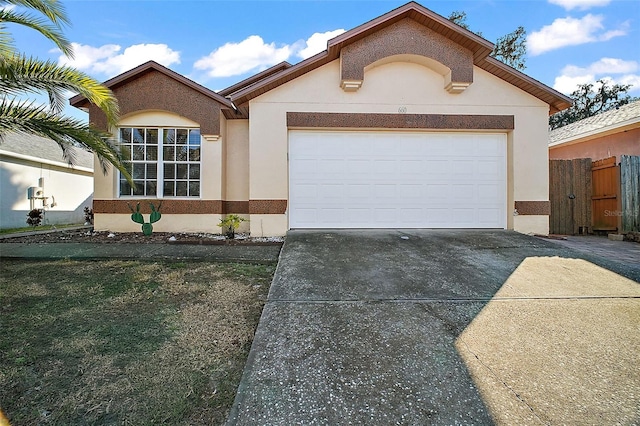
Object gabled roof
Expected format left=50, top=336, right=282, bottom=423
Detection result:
left=0, top=132, right=94, bottom=171
left=549, top=100, right=640, bottom=146
left=228, top=1, right=571, bottom=115
left=70, top=61, right=234, bottom=110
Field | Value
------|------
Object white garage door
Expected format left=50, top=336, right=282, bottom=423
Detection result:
left=289, top=130, right=507, bottom=229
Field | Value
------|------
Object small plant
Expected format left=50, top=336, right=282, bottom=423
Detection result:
left=127, top=202, right=162, bottom=236
left=217, top=214, right=247, bottom=239
left=84, top=206, right=94, bottom=225
left=26, top=209, right=43, bottom=227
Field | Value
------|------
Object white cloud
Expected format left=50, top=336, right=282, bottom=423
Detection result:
left=528, top=14, right=627, bottom=55
left=57, top=43, right=180, bottom=77
left=298, top=29, right=346, bottom=59
left=553, top=58, right=640, bottom=93
left=617, top=74, right=640, bottom=90
left=194, top=35, right=292, bottom=78
left=548, top=0, right=611, bottom=10
left=553, top=74, right=597, bottom=93
left=578, top=58, right=638, bottom=75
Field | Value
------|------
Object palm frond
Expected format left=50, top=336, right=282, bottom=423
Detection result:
left=1, top=0, right=69, bottom=26
left=0, top=23, right=17, bottom=58
left=0, top=98, right=132, bottom=183
left=0, top=55, right=119, bottom=123
left=0, top=7, right=71, bottom=57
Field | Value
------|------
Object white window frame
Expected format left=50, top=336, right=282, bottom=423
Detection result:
left=118, top=126, right=202, bottom=199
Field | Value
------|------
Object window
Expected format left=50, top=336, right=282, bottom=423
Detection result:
left=119, top=127, right=201, bottom=197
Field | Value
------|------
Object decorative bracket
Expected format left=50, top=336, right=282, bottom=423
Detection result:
left=340, top=79, right=363, bottom=92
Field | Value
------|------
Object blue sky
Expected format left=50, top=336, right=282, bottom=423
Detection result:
left=8, top=0, right=640, bottom=118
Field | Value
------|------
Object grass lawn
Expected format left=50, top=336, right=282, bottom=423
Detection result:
left=0, top=224, right=84, bottom=235
left=0, top=259, right=274, bottom=425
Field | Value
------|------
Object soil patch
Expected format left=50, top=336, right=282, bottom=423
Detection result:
left=4, top=229, right=284, bottom=245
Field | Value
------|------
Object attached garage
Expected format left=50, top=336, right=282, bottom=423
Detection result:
left=289, top=130, right=507, bottom=229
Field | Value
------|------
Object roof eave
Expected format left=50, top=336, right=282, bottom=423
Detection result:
left=70, top=61, right=234, bottom=110
left=218, top=61, right=292, bottom=97
left=229, top=51, right=333, bottom=106
left=480, top=56, right=573, bottom=115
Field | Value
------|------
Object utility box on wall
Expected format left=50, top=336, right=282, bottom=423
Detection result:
left=27, top=186, right=44, bottom=199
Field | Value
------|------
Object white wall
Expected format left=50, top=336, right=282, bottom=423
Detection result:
left=0, top=156, right=93, bottom=229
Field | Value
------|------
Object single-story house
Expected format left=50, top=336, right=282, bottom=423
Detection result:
left=0, top=132, right=94, bottom=229
left=549, top=100, right=640, bottom=161
left=71, top=1, right=571, bottom=237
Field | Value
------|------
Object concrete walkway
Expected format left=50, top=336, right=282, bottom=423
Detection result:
left=541, top=234, right=640, bottom=265
left=0, top=242, right=282, bottom=264
left=228, top=230, right=640, bottom=425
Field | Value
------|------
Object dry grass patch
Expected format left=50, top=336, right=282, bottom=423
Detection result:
left=0, top=260, right=274, bottom=425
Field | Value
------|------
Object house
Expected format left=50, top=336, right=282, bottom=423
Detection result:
left=0, top=132, right=94, bottom=229
left=549, top=100, right=640, bottom=161
left=70, top=1, right=571, bottom=237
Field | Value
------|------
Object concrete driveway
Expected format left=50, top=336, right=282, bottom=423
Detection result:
left=227, top=230, right=640, bottom=425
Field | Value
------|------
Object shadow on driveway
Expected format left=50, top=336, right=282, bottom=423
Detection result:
left=228, top=230, right=640, bottom=425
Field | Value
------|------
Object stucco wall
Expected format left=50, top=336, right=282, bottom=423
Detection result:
left=549, top=127, right=640, bottom=161
left=248, top=58, right=550, bottom=236
left=93, top=110, right=225, bottom=233
left=226, top=119, right=250, bottom=203
left=0, top=156, right=93, bottom=229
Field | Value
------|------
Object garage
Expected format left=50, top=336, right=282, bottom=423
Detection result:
left=289, top=130, right=507, bottom=229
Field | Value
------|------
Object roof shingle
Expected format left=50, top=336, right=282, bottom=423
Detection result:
left=549, top=100, right=640, bottom=145
left=0, top=132, right=94, bottom=170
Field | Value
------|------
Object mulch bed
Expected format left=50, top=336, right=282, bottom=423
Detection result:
left=3, top=229, right=284, bottom=246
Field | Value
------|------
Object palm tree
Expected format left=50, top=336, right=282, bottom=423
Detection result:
left=0, top=0, right=131, bottom=180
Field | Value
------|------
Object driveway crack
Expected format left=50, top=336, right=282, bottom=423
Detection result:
left=458, top=338, right=550, bottom=426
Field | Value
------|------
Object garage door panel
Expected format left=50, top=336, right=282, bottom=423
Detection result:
left=427, top=209, right=449, bottom=224
left=427, top=184, right=449, bottom=199
left=289, top=131, right=506, bottom=229
left=425, top=160, right=449, bottom=174
left=374, top=209, right=396, bottom=223
left=398, top=184, right=423, bottom=199
left=400, top=208, right=423, bottom=223
left=478, top=184, right=502, bottom=202
left=374, top=184, right=396, bottom=199
left=295, top=209, right=317, bottom=225
left=347, top=184, right=372, bottom=199
left=290, top=159, right=317, bottom=177
left=451, top=184, right=475, bottom=201
left=478, top=208, right=502, bottom=225
left=291, top=183, right=317, bottom=200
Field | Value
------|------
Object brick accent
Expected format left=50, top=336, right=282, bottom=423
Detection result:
left=94, top=199, right=285, bottom=215
left=515, top=201, right=551, bottom=215
left=287, top=112, right=514, bottom=130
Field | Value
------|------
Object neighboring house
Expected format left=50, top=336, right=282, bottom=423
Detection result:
left=0, top=132, right=94, bottom=229
left=70, top=1, right=571, bottom=237
left=549, top=100, right=640, bottom=161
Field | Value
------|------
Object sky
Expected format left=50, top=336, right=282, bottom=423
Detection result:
left=8, top=0, right=640, bottom=120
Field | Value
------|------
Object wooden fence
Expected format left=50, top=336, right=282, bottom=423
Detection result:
left=621, top=155, right=640, bottom=232
left=549, top=159, right=592, bottom=235
left=591, top=157, right=619, bottom=232
left=550, top=155, right=640, bottom=234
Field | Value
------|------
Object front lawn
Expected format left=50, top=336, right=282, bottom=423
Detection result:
left=0, top=259, right=274, bottom=425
